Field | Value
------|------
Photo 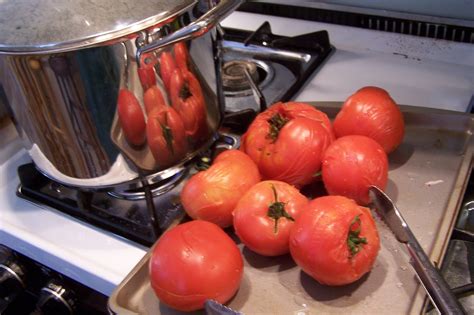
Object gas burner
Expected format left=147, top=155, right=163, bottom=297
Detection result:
left=222, top=59, right=273, bottom=97
left=108, top=169, right=187, bottom=201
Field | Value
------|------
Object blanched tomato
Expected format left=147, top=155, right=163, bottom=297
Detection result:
left=159, top=51, right=177, bottom=92
left=233, top=180, right=308, bottom=256
left=181, top=150, right=261, bottom=228
left=241, top=102, right=334, bottom=187
left=147, top=106, right=187, bottom=168
left=117, top=89, right=146, bottom=146
left=169, top=69, right=208, bottom=140
left=144, top=86, right=166, bottom=114
left=174, top=42, right=189, bottom=71
left=322, top=135, right=388, bottom=205
left=289, top=195, right=380, bottom=286
left=333, top=86, right=405, bottom=153
left=149, top=220, right=244, bottom=311
left=137, top=64, right=156, bottom=91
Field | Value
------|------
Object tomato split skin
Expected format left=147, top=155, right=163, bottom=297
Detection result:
left=289, top=195, right=380, bottom=286
left=322, top=135, right=388, bottom=205
left=181, top=150, right=261, bottom=228
left=149, top=220, right=244, bottom=311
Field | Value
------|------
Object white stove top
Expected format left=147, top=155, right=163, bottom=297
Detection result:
left=0, top=11, right=473, bottom=296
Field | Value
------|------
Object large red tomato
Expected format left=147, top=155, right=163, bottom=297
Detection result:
left=322, top=135, right=388, bottom=205
left=233, top=180, right=308, bottom=256
left=289, top=195, right=380, bottom=286
left=181, top=150, right=261, bottom=228
left=150, top=220, right=244, bottom=311
left=333, top=86, right=405, bottom=153
left=147, top=106, right=187, bottom=168
left=169, top=69, right=208, bottom=140
left=241, top=102, right=334, bottom=187
left=117, top=89, right=146, bottom=146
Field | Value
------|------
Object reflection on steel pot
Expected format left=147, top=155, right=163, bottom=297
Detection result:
left=0, top=0, right=241, bottom=189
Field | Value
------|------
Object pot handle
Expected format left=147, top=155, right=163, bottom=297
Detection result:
left=136, top=0, right=242, bottom=64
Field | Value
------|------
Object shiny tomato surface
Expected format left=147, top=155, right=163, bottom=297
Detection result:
left=143, top=86, right=166, bottom=114
left=169, top=69, right=208, bottom=140
left=159, top=51, right=177, bottom=92
left=322, top=135, right=388, bottom=205
left=174, top=42, right=189, bottom=71
left=117, top=89, right=146, bottom=146
left=241, top=102, right=334, bottom=187
left=333, top=86, right=405, bottom=153
left=233, top=180, right=308, bottom=256
left=289, top=195, right=380, bottom=286
left=147, top=106, right=187, bottom=168
left=181, top=150, right=261, bottom=228
left=149, top=220, right=244, bottom=311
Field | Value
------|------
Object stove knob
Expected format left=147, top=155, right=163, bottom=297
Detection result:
left=36, top=279, right=77, bottom=315
left=0, top=256, right=27, bottom=300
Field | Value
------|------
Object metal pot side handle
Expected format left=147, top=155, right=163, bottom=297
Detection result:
left=136, top=0, right=242, bottom=65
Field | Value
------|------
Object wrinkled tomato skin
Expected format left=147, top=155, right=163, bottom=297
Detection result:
left=322, top=135, right=388, bottom=205
left=333, top=86, right=405, bottom=153
left=174, top=42, right=189, bottom=71
left=289, top=196, right=380, bottom=286
left=241, top=102, right=333, bottom=187
left=144, top=86, right=166, bottom=114
left=149, top=220, right=244, bottom=312
left=117, top=89, right=146, bottom=146
left=159, top=51, right=177, bottom=92
left=169, top=69, right=208, bottom=140
left=147, top=106, right=187, bottom=168
left=181, top=150, right=261, bottom=228
left=233, top=180, right=308, bottom=256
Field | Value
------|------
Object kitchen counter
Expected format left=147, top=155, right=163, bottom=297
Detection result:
left=0, top=11, right=473, bottom=297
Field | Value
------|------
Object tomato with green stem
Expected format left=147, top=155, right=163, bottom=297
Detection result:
left=117, top=89, right=146, bottom=146
left=147, top=106, right=187, bottom=168
left=181, top=150, right=261, bottom=228
left=169, top=69, right=208, bottom=140
left=241, top=101, right=334, bottom=187
left=289, top=195, right=380, bottom=286
left=233, top=180, right=308, bottom=256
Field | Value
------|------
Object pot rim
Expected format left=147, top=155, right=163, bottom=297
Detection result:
left=0, top=1, right=195, bottom=55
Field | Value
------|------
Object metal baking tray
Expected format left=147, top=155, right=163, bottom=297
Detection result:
left=108, top=103, right=473, bottom=314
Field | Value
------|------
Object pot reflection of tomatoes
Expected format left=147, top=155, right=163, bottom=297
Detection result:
left=144, top=86, right=166, bottom=115
left=174, top=42, right=189, bottom=71
left=159, top=51, right=177, bottom=91
left=181, top=150, right=261, bottom=228
left=289, top=195, right=380, bottom=286
left=147, top=106, right=187, bottom=168
left=333, top=86, right=405, bottom=154
left=137, top=64, right=156, bottom=91
left=117, top=89, right=146, bottom=146
left=169, top=69, right=207, bottom=140
left=149, top=220, right=244, bottom=312
left=233, top=180, right=308, bottom=256
left=322, top=135, right=388, bottom=205
left=241, top=102, right=334, bottom=187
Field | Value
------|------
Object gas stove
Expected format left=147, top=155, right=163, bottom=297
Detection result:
left=1, top=2, right=473, bottom=314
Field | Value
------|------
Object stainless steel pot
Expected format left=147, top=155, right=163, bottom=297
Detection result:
left=0, top=0, right=241, bottom=189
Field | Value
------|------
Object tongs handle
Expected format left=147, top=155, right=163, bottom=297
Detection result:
left=405, top=228, right=465, bottom=314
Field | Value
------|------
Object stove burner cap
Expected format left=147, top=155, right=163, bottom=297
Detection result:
left=222, top=60, right=260, bottom=92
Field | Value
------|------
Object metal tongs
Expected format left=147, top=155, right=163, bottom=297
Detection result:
left=369, top=186, right=465, bottom=315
